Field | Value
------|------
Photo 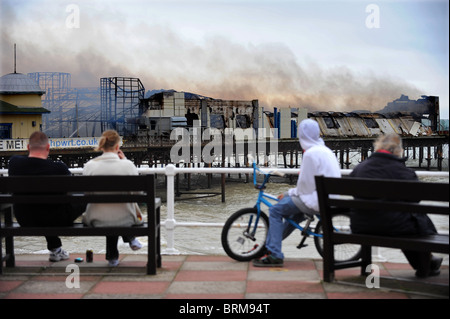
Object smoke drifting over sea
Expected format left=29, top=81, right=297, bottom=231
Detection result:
left=0, top=2, right=421, bottom=112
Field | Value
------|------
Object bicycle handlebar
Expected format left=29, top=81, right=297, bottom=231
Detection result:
left=252, top=162, right=285, bottom=188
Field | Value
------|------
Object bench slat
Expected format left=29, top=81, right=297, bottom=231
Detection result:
left=320, top=176, right=449, bottom=201
left=0, top=194, right=149, bottom=204
left=328, top=199, right=449, bottom=215
left=0, top=222, right=157, bottom=237
left=333, top=233, right=449, bottom=254
left=0, top=175, right=155, bottom=193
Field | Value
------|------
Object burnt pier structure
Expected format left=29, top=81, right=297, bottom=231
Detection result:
left=2, top=133, right=445, bottom=171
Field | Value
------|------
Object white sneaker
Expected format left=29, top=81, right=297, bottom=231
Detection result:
left=129, top=238, right=143, bottom=251
left=108, top=259, right=119, bottom=267
left=49, top=247, right=70, bottom=262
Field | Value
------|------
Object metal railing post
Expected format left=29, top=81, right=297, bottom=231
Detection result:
left=163, top=164, right=179, bottom=254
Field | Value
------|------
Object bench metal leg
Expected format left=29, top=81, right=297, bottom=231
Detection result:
left=146, top=203, right=158, bottom=275
left=360, top=245, right=372, bottom=276
left=5, top=236, right=15, bottom=268
left=323, top=243, right=335, bottom=283
left=147, top=246, right=156, bottom=275
left=0, top=236, right=3, bottom=274
left=3, top=206, right=15, bottom=268
left=146, top=229, right=157, bottom=275
left=0, top=236, right=13, bottom=273
left=156, top=206, right=161, bottom=268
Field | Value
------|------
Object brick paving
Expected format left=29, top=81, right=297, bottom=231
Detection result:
left=0, top=254, right=448, bottom=299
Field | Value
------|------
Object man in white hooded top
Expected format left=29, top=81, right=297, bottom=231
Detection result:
left=253, top=119, right=341, bottom=267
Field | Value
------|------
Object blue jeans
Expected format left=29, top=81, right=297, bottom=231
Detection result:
left=265, top=195, right=314, bottom=260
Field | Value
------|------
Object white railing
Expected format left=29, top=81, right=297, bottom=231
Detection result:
left=1, top=166, right=449, bottom=259
left=136, top=166, right=450, bottom=257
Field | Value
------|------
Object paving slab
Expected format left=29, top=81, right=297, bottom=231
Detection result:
left=0, top=254, right=448, bottom=300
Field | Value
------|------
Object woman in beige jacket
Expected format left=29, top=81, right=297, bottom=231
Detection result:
left=82, top=130, right=143, bottom=266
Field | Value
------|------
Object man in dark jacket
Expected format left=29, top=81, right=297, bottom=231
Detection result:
left=8, top=131, right=83, bottom=262
left=349, top=133, right=442, bottom=278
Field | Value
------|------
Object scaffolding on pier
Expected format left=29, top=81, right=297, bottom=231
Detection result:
left=100, top=77, right=145, bottom=136
left=27, top=72, right=102, bottom=138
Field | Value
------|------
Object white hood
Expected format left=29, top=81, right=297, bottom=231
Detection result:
left=298, top=119, right=324, bottom=151
left=288, top=118, right=340, bottom=212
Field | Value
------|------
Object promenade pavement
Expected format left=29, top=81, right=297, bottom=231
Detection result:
left=0, top=254, right=448, bottom=300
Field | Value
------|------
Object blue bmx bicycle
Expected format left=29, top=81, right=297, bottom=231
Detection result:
left=221, top=162, right=362, bottom=262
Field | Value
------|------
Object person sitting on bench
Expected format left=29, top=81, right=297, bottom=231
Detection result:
left=349, top=133, right=443, bottom=278
left=82, top=130, right=143, bottom=267
left=8, top=131, right=85, bottom=262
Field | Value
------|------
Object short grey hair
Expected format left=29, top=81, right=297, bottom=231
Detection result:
left=373, top=133, right=404, bottom=157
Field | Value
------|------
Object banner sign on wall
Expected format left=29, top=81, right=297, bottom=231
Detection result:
left=0, top=137, right=100, bottom=151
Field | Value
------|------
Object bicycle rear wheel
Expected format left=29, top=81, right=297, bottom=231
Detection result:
left=221, top=208, right=269, bottom=261
left=314, top=214, right=362, bottom=262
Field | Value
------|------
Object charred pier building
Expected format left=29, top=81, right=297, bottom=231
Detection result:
left=1, top=74, right=448, bottom=171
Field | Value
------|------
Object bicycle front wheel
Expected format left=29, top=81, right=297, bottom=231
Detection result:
left=314, top=214, right=362, bottom=262
left=221, top=208, right=269, bottom=261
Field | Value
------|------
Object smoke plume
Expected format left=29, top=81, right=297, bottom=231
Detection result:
left=1, top=2, right=420, bottom=112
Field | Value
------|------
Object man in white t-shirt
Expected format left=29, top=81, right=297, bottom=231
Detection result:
left=253, top=119, right=341, bottom=267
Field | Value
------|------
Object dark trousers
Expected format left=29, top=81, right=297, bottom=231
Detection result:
left=14, top=203, right=86, bottom=250
left=106, top=236, right=134, bottom=260
left=402, top=250, right=431, bottom=272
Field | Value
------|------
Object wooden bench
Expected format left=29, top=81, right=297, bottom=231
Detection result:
left=0, top=174, right=161, bottom=275
left=315, top=175, right=449, bottom=283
